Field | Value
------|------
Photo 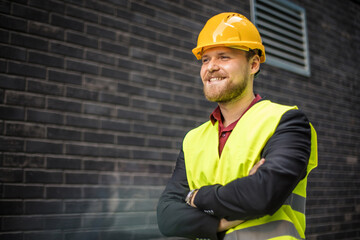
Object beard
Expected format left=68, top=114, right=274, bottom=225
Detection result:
left=203, top=70, right=250, bottom=103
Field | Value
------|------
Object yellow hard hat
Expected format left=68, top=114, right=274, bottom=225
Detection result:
left=192, top=12, right=266, bottom=63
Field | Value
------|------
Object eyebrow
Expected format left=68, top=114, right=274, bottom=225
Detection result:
left=202, top=51, right=229, bottom=58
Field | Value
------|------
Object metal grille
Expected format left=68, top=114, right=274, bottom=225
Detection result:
left=251, top=0, right=310, bottom=76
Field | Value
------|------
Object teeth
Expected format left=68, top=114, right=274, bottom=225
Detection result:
left=209, top=77, right=224, bottom=82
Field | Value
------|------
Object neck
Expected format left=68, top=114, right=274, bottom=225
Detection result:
left=218, top=92, right=255, bottom=127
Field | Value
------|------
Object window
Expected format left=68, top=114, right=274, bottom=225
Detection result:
left=251, top=0, right=311, bottom=76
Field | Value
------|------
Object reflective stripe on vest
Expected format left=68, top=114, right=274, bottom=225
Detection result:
left=224, top=220, right=305, bottom=240
left=284, top=193, right=306, bottom=214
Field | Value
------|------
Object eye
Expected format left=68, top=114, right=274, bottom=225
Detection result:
left=220, top=55, right=230, bottom=60
left=201, top=58, right=209, bottom=64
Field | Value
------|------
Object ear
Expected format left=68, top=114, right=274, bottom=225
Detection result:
left=250, top=55, right=260, bottom=75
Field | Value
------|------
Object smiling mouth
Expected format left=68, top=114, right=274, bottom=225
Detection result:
left=209, top=77, right=226, bottom=82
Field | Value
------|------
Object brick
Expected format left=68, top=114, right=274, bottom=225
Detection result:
left=66, top=115, right=99, bottom=129
left=6, top=123, right=45, bottom=138
left=84, top=132, right=114, bottom=143
left=0, top=45, right=27, bottom=61
left=48, top=70, right=82, bottom=85
left=3, top=184, right=44, bottom=198
left=117, top=82, right=144, bottom=95
left=158, top=56, right=182, bottom=68
left=27, top=109, right=64, bottom=125
left=47, top=98, right=82, bottom=113
left=85, top=0, right=114, bottom=14
left=131, top=2, right=155, bottom=16
left=65, top=172, right=99, bottom=184
left=3, top=153, right=44, bottom=168
left=28, top=0, right=65, bottom=13
left=25, top=170, right=63, bottom=184
left=161, top=125, right=186, bottom=137
left=0, top=201, right=23, bottom=214
left=173, top=48, right=195, bottom=60
left=131, top=25, right=157, bottom=40
left=8, top=61, right=46, bottom=79
left=133, top=150, right=162, bottom=160
left=50, top=42, right=83, bottom=58
left=65, top=200, right=102, bottom=213
left=86, top=50, right=116, bottom=65
left=148, top=137, right=172, bottom=148
left=134, top=175, right=168, bottom=186
left=66, top=143, right=99, bottom=156
left=171, top=26, right=193, bottom=39
left=66, top=59, right=99, bottom=74
left=158, top=33, right=181, bottom=46
left=0, top=1, right=10, bottom=13
left=24, top=232, right=62, bottom=240
left=147, top=89, right=172, bottom=100
left=130, top=48, right=156, bottom=62
left=0, top=233, right=22, bottom=240
left=0, top=14, right=27, bottom=32
left=43, top=215, right=81, bottom=230
left=146, top=18, right=169, bottom=32
left=2, top=216, right=44, bottom=231
left=132, top=99, right=159, bottom=111
left=12, top=3, right=49, bottom=22
left=0, top=74, right=25, bottom=90
left=147, top=42, right=170, bottom=55
left=100, top=119, right=131, bottom=132
left=26, top=140, right=63, bottom=154
left=83, top=103, right=113, bottom=116
left=62, top=186, right=94, bottom=204
left=11, top=33, right=48, bottom=51
left=117, top=108, right=146, bottom=121
left=98, top=146, right=130, bottom=158
left=47, top=156, right=81, bottom=170
left=100, top=41, right=128, bottom=55
left=67, top=32, right=98, bottom=48
left=6, top=91, right=45, bottom=107
left=147, top=113, right=172, bottom=124
left=99, top=92, right=129, bottom=105
left=51, top=13, right=84, bottom=32
left=28, top=51, right=64, bottom=68
left=25, top=201, right=62, bottom=214
left=133, top=123, right=159, bottom=135
left=117, top=136, right=145, bottom=146
left=0, top=29, right=9, bottom=43
left=66, top=86, right=98, bottom=100
left=130, top=73, right=157, bottom=86
left=101, top=67, right=129, bottom=80
left=86, top=24, right=116, bottom=40
left=66, top=5, right=98, bottom=23
left=84, top=160, right=115, bottom=171
left=100, top=15, right=128, bottom=31
left=0, top=106, right=25, bottom=120
left=47, top=127, right=81, bottom=141
left=0, top=168, right=23, bottom=183
left=146, top=65, right=171, bottom=78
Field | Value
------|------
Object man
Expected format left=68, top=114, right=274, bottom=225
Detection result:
left=157, top=12, right=317, bottom=240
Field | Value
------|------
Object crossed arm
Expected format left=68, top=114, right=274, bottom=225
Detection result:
left=157, top=110, right=311, bottom=240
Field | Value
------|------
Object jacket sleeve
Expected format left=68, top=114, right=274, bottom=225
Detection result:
left=157, top=149, right=221, bottom=240
left=193, top=109, right=312, bottom=220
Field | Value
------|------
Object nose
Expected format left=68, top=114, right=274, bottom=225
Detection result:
left=207, top=58, right=220, bottom=72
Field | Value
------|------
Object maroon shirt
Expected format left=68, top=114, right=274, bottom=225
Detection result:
left=210, top=94, right=262, bottom=156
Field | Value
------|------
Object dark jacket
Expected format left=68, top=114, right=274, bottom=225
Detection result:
left=157, top=109, right=312, bottom=240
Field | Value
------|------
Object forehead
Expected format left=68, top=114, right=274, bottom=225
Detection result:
left=202, top=46, right=244, bottom=57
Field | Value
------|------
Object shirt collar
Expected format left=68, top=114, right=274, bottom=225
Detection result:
left=210, top=94, right=262, bottom=125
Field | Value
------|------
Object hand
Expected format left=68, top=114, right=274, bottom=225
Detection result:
left=249, top=158, right=265, bottom=175
left=217, top=218, right=244, bottom=232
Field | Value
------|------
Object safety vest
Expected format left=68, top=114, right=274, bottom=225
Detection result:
left=183, top=100, right=318, bottom=240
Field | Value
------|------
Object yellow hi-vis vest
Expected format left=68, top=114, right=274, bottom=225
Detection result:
left=183, top=100, right=318, bottom=240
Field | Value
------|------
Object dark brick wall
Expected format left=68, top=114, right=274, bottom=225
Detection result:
left=0, top=0, right=359, bottom=239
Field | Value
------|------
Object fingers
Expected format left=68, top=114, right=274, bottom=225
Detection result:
left=249, top=158, right=265, bottom=175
